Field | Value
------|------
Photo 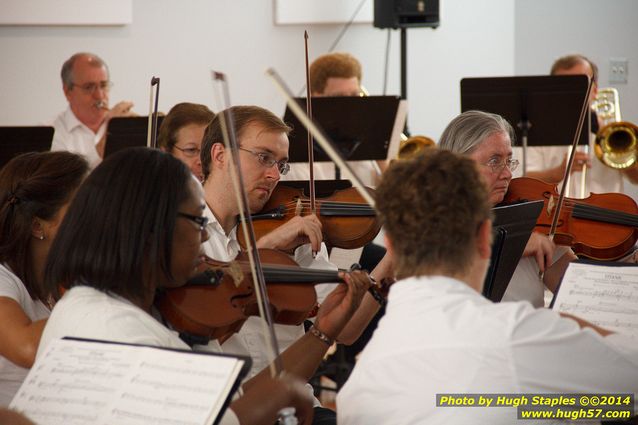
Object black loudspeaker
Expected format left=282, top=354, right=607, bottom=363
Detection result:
left=374, top=0, right=440, bottom=29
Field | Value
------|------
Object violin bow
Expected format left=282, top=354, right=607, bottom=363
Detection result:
left=547, top=77, right=594, bottom=242
left=304, top=31, right=316, bottom=214
left=266, top=68, right=376, bottom=207
left=211, top=71, right=284, bottom=377
left=146, top=76, right=161, bottom=148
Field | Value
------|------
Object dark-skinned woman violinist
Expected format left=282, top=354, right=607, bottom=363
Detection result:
left=39, top=148, right=320, bottom=425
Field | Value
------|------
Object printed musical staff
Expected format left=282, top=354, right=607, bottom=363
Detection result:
left=10, top=339, right=246, bottom=425
left=553, top=262, right=638, bottom=338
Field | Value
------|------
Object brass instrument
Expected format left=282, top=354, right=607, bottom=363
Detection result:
left=592, top=88, right=621, bottom=126
left=592, top=88, right=638, bottom=169
left=397, top=135, right=436, bottom=159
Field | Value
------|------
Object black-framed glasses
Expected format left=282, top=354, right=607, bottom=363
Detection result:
left=483, top=157, right=519, bottom=174
left=177, top=212, right=209, bottom=231
left=72, top=81, right=113, bottom=95
left=238, top=147, right=290, bottom=175
left=173, top=145, right=201, bottom=158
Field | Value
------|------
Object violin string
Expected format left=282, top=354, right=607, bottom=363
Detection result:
left=276, top=207, right=375, bottom=216
left=547, top=200, right=636, bottom=217
left=277, top=200, right=372, bottom=208
left=539, top=201, right=638, bottom=226
left=259, top=264, right=340, bottom=282
left=277, top=202, right=374, bottom=211
left=282, top=205, right=374, bottom=211
left=573, top=203, right=638, bottom=226
left=244, top=262, right=339, bottom=276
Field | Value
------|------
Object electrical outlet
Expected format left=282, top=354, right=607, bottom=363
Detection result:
left=609, top=58, right=628, bottom=84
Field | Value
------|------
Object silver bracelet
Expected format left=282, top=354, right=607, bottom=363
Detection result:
left=309, top=326, right=334, bottom=346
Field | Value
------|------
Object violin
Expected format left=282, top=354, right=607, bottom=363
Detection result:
left=241, top=185, right=381, bottom=250
left=155, top=248, right=341, bottom=343
left=504, top=177, right=638, bottom=260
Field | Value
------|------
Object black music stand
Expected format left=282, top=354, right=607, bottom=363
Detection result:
left=0, top=126, right=54, bottom=169
left=461, top=75, right=590, bottom=174
left=283, top=96, right=406, bottom=179
left=483, top=200, right=544, bottom=302
left=104, top=116, right=165, bottom=157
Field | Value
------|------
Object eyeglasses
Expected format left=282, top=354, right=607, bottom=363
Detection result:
left=173, top=145, right=201, bottom=158
left=71, top=81, right=113, bottom=95
left=483, top=157, right=519, bottom=174
left=177, top=212, right=209, bottom=231
left=238, top=147, right=290, bottom=175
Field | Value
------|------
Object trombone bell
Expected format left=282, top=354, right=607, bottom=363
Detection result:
left=595, top=122, right=638, bottom=169
left=397, top=135, right=436, bottom=160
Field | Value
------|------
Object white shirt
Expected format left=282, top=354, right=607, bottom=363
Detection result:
left=0, top=264, right=50, bottom=407
left=50, top=107, right=104, bottom=168
left=502, top=245, right=571, bottom=308
left=337, top=275, right=638, bottom=425
left=526, top=135, right=623, bottom=198
left=200, top=204, right=337, bottom=379
left=37, top=286, right=238, bottom=425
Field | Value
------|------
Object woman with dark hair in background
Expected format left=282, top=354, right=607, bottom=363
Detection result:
left=0, top=151, right=88, bottom=406
left=37, top=147, right=314, bottom=425
left=158, top=102, right=215, bottom=182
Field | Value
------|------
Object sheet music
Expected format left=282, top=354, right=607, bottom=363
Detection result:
left=329, top=247, right=364, bottom=270
left=552, top=262, right=638, bottom=338
left=10, top=338, right=245, bottom=425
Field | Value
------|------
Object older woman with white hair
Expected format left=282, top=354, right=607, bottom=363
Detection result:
left=439, top=110, right=575, bottom=307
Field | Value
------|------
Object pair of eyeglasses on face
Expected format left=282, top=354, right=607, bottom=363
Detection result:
left=72, top=81, right=113, bottom=95
left=238, top=147, right=290, bottom=175
left=483, top=157, right=519, bottom=174
left=173, top=145, right=201, bottom=158
left=177, top=212, right=209, bottom=231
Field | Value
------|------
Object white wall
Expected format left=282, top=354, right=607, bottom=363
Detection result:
left=0, top=0, right=514, bottom=141
left=515, top=0, right=638, bottom=123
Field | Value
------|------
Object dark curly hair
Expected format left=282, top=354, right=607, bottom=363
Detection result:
left=375, top=149, right=493, bottom=278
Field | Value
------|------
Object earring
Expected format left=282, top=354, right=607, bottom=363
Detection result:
left=39, top=235, right=45, bottom=240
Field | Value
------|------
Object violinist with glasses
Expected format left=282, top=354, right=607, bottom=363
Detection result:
left=439, top=110, right=576, bottom=308
left=158, top=102, right=215, bottom=182
left=198, top=105, right=394, bottom=423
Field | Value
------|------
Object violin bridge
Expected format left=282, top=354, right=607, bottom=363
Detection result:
left=228, top=262, right=245, bottom=287
left=547, top=195, right=556, bottom=217
left=294, top=197, right=303, bottom=216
